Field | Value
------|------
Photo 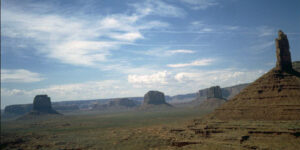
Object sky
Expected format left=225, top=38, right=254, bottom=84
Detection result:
left=1, top=0, right=300, bottom=108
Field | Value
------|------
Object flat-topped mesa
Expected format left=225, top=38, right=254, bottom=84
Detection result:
left=33, top=95, right=52, bottom=112
left=108, top=98, right=137, bottom=107
left=276, top=30, right=292, bottom=71
left=143, top=90, right=167, bottom=105
left=32, top=95, right=59, bottom=114
left=207, top=86, right=223, bottom=99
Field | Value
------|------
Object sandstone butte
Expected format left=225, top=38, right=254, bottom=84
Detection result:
left=198, top=86, right=226, bottom=110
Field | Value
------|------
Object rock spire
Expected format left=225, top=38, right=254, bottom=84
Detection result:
left=276, top=30, right=292, bottom=71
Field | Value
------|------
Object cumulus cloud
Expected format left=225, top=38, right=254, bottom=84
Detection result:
left=167, top=59, right=214, bottom=68
left=128, top=71, right=170, bottom=85
left=174, top=69, right=265, bottom=87
left=126, top=68, right=265, bottom=93
left=1, top=69, right=44, bottom=83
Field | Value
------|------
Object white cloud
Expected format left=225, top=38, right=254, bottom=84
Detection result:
left=180, top=0, right=219, bottom=10
left=174, top=69, right=265, bottom=88
left=126, top=68, right=265, bottom=96
left=132, top=0, right=185, bottom=17
left=166, top=49, right=196, bottom=54
left=110, top=32, right=144, bottom=42
left=1, top=69, right=44, bottom=83
left=189, top=21, right=216, bottom=33
left=201, top=28, right=214, bottom=32
left=167, top=59, right=214, bottom=68
left=257, top=26, right=275, bottom=37
left=2, top=3, right=169, bottom=67
left=250, top=41, right=274, bottom=54
left=226, top=26, right=240, bottom=30
left=143, top=48, right=196, bottom=57
left=128, top=71, right=170, bottom=85
left=1, top=80, right=134, bottom=101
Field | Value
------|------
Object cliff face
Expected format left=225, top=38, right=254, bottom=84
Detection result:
left=4, top=104, right=32, bottom=116
left=33, top=95, right=52, bottom=112
left=143, top=91, right=167, bottom=105
left=196, top=84, right=249, bottom=101
left=207, top=86, right=223, bottom=99
left=276, top=30, right=292, bottom=71
left=30, top=95, right=59, bottom=114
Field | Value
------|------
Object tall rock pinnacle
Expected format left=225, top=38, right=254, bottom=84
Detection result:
left=275, top=30, right=292, bottom=71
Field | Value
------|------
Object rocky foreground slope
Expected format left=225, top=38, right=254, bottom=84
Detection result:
left=159, top=30, right=300, bottom=149
left=211, top=30, right=300, bottom=120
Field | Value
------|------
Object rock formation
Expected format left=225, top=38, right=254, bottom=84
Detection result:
left=195, top=84, right=248, bottom=101
left=207, top=86, right=223, bottom=99
left=162, top=31, right=300, bottom=149
left=276, top=30, right=292, bottom=71
left=198, top=86, right=226, bottom=110
left=17, top=95, right=60, bottom=119
left=31, top=95, right=59, bottom=114
left=108, top=98, right=137, bottom=108
left=4, top=104, right=32, bottom=116
left=197, top=88, right=207, bottom=98
left=92, top=98, right=139, bottom=111
left=210, top=30, right=300, bottom=120
left=141, top=91, right=172, bottom=109
left=143, top=91, right=167, bottom=105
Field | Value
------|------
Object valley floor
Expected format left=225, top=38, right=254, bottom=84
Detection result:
left=1, top=108, right=300, bottom=150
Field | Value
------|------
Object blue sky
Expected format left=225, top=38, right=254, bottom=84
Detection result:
left=1, top=0, right=300, bottom=108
